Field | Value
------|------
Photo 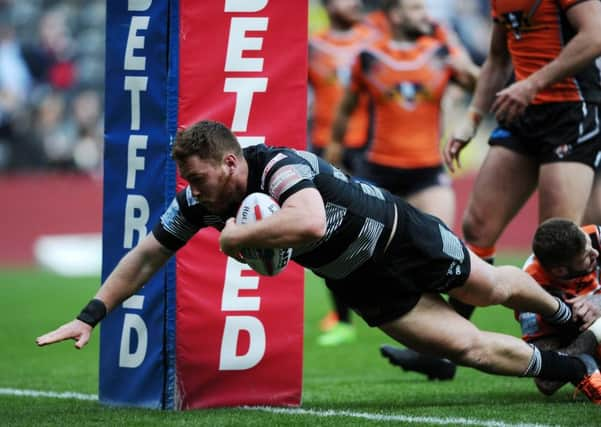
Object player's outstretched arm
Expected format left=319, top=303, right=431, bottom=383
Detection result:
left=36, top=233, right=173, bottom=349
left=443, top=22, right=512, bottom=172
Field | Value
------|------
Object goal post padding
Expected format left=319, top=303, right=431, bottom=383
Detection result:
left=101, top=0, right=306, bottom=409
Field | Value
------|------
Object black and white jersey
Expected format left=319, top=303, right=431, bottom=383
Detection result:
left=153, top=144, right=399, bottom=280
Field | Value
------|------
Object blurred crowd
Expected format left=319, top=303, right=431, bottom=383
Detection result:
left=0, top=0, right=104, bottom=173
left=311, top=0, right=492, bottom=65
left=0, top=0, right=491, bottom=174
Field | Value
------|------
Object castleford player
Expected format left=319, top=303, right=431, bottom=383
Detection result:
left=309, top=0, right=378, bottom=172
left=517, top=219, right=601, bottom=396
left=329, top=0, right=478, bottom=373
left=392, top=0, right=601, bottom=381
left=329, top=0, right=477, bottom=228
left=38, top=120, right=601, bottom=403
left=443, top=0, right=601, bottom=307
left=308, top=0, right=380, bottom=345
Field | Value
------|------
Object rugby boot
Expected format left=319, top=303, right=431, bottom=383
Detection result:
left=574, top=354, right=601, bottom=404
left=319, top=310, right=339, bottom=332
left=380, top=345, right=456, bottom=380
left=317, top=322, right=356, bottom=346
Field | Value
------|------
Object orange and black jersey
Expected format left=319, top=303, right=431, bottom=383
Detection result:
left=350, top=35, right=465, bottom=168
left=308, top=25, right=379, bottom=149
left=523, top=224, right=601, bottom=299
left=518, top=224, right=601, bottom=341
left=492, top=0, right=601, bottom=104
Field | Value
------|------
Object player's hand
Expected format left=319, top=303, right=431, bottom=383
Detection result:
left=219, top=217, right=244, bottom=261
left=566, top=296, right=601, bottom=331
left=491, top=78, right=538, bottom=124
left=324, top=142, right=344, bottom=168
left=443, top=109, right=482, bottom=173
left=36, top=319, right=93, bottom=349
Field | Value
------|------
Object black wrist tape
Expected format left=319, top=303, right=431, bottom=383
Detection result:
left=77, top=299, right=107, bottom=327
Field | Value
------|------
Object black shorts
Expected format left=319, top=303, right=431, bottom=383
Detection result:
left=489, top=101, right=601, bottom=169
left=357, top=162, right=451, bottom=198
left=310, top=146, right=366, bottom=175
left=324, top=199, right=471, bottom=327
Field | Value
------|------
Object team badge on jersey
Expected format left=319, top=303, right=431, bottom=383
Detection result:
left=392, top=81, right=428, bottom=110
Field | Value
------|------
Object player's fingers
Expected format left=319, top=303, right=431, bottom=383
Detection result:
left=36, top=329, right=70, bottom=346
left=491, top=94, right=505, bottom=113
left=74, top=332, right=90, bottom=349
left=580, top=316, right=596, bottom=331
left=442, top=143, right=454, bottom=171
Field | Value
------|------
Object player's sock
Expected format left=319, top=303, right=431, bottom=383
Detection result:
left=522, top=345, right=590, bottom=385
left=542, top=296, right=573, bottom=325
left=534, top=330, right=600, bottom=395
left=333, top=293, right=351, bottom=324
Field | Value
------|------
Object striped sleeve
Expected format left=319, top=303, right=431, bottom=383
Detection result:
left=152, top=189, right=203, bottom=251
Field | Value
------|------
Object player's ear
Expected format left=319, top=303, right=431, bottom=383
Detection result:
left=223, top=153, right=237, bottom=173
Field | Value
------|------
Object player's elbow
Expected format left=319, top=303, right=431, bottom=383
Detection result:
left=301, top=214, right=326, bottom=242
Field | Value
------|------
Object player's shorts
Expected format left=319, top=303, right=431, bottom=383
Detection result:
left=310, top=146, right=366, bottom=175
left=489, top=101, right=601, bottom=169
left=356, top=162, right=451, bottom=198
left=324, top=199, right=471, bottom=327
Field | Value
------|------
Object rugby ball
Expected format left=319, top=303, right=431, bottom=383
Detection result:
left=235, top=192, right=292, bottom=276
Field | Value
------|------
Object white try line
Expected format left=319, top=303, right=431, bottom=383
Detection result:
left=0, top=388, right=97, bottom=401
left=0, top=388, right=556, bottom=427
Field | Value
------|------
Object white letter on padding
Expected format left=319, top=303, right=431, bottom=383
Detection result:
left=224, top=77, right=267, bottom=132
left=124, top=76, right=148, bottom=131
left=225, top=17, right=268, bottom=72
left=124, top=195, right=149, bottom=248
left=126, top=135, right=147, bottom=189
left=222, top=257, right=260, bottom=311
left=224, top=0, right=268, bottom=13
left=124, top=16, right=150, bottom=71
left=128, top=0, right=152, bottom=11
left=219, top=316, right=265, bottom=370
left=119, top=313, right=148, bottom=368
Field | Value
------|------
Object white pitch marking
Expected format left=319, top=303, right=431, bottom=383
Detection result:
left=0, top=388, right=97, bottom=401
left=0, top=388, right=558, bottom=427
left=241, top=406, right=557, bottom=427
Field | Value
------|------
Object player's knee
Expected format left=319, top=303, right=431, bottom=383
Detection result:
left=462, top=209, right=488, bottom=244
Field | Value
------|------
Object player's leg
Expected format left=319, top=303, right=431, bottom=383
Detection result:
left=451, top=145, right=537, bottom=321
left=318, top=288, right=356, bottom=346
left=406, top=184, right=455, bottom=227
left=448, top=250, right=569, bottom=318
left=378, top=293, right=593, bottom=381
left=538, top=162, right=595, bottom=223
left=583, top=173, right=601, bottom=225
left=462, top=145, right=538, bottom=248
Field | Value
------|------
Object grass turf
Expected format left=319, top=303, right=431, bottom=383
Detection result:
left=1, top=255, right=599, bottom=426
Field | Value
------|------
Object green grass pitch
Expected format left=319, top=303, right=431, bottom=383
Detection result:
left=0, top=254, right=599, bottom=426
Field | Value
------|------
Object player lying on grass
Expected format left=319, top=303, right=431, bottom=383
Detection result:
left=516, top=218, right=601, bottom=396
left=37, top=120, right=601, bottom=403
